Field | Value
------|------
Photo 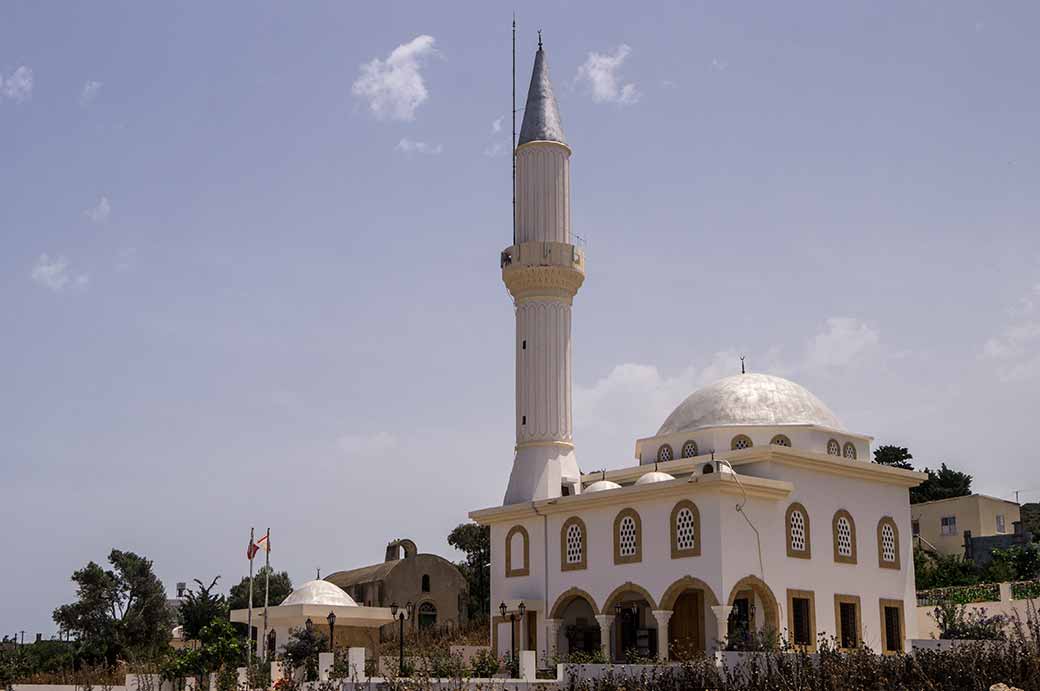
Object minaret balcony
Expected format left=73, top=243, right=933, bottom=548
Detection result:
left=501, top=241, right=585, bottom=300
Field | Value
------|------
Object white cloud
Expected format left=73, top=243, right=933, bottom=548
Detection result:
left=711, top=58, right=728, bottom=71
left=491, top=116, right=503, bottom=133
left=31, top=254, right=88, bottom=293
left=983, top=282, right=1040, bottom=380
left=337, top=431, right=398, bottom=456
left=83, top=195, right=111, bottom=223
left=395, top=138, right=442, bottom=155
left=804, top=317, right=880, bottom=370
left=80, top=80, right=103, bottom=106
left=2, top=66, right=34, bottom=103
left=575, top=44, right=639, bottom=105
left=352, top=35, right=437, bottom=121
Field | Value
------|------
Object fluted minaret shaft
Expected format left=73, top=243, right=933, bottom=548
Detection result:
left=501, top=44, right=584, bottom=505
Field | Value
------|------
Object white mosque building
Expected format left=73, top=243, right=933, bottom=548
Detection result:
left=469, top=41, right=926, bottom=664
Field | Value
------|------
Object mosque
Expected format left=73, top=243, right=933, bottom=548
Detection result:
left=469, top=41, right=926, bottom=664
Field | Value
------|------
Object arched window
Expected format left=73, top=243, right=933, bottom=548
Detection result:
left=505, top=525, right=530, bottom=577
left=657, top=444, right=674, bottom=462
left=785, top=502, right=811, bottom=559
left=681, top=440, right=698, bottom=458
left=418, top=602, right=437, bottom=629
left=613, top=508, right=642, bottom=564
left=421, top=574, right=431, bottom=592
left=731, top=434, right=753, bottom=450
left=843, top=442, right=857, bottom=460
left=832, top=510, right=857, bottom=564
left=827, top=439, right=841, bottom=456
left=771, top=434, right=792, bottom=447
left=561, top=517, right=587, bottom=571
left=877, top=517, right=900, bottom=570
left=670, top=500, right=701, bottom=559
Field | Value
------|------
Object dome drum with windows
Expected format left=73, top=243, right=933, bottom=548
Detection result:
left=635, top=373, right=871, bottom=465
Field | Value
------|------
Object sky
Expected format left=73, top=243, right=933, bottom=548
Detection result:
left=2, top=1, right=1039, bottom=638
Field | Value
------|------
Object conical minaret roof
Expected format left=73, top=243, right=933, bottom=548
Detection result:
left=518, top=41, right=566, bottom=146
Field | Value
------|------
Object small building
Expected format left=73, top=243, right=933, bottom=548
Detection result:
left=912, top=494, right=1022, bottom=557
left=326, top=539, right=468, bottom=635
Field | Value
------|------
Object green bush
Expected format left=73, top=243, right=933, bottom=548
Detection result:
left=469, top=648, right=499, bottom=677
left=931, top=602, right=1007, bottom=640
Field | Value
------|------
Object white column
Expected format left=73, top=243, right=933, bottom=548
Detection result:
left=545, top=618, right=562, bottom=660
left=651, top=610, right=673, bottom=662
left=317, top=652, right=334, bottom=682
left=594, top=615, right=615, bottom=661
left=516, top=143, right=571, bottom=244
left=710, top=606, right=733, bottom=653
left=347, top=648, right=366, bottom=681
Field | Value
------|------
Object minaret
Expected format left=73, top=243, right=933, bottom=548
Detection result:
left=501, top=40, right=585, bottom=505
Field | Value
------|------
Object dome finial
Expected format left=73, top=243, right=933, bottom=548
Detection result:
left=538, top=30, right=543, bottom=50
left=740, top=355, right=746, bottom=374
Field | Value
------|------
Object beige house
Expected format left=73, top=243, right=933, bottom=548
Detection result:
left=911, top=494, right=1020, bottom=556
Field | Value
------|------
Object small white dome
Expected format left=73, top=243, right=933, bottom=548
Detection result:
left=171, top=625, right=185, bottom=640
left=280, top=580, right=358, bottom=607
left=635, top=471, right=675, bottom=485
left=585, top=479, right=622, bottom=493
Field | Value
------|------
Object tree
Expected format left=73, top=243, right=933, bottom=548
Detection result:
left=281, top=626, right=326, bottom=681
left=53, top=549, right=172, bottom=665
left=227, top=567, right=293, bottom=613
left=873, top=445, right=914, bottom=470
left=985, top=545, right=1040, bottom=582
left=911, top=463, right=973, bottom=504
left=448, top=522, right=489, bottom=620
left=179, top=577, right=227, bottom=641
left=914, top=548, right=979, bottom=590
left=1020, top=502, right=1040, bottom=540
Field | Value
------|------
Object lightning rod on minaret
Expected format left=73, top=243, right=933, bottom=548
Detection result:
left=512, top=14, right=516, bottom=245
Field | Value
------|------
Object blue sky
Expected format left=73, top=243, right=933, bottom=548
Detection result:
left=2, top=1, right=1039, bottom=637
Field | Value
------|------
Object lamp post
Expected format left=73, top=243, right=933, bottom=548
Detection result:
left=390, top=602, right=411, bottom=677
left=499, top=602, right=524, bottom=678
left=326, top=611, right=336, bottom=654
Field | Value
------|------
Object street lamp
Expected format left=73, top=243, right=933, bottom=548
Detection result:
left=498, top=602, right=524, bottom=678
left=390, top=602, right=411, bottom=677
left=326, top=611, right=336, bottom=653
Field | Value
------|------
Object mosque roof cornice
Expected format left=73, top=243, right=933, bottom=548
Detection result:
left=469, top=472, right=793, bottom=524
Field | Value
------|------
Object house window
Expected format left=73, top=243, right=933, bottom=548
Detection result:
left=843, top=442, right=857, bottom=459
left=670, top=500, right=701, bottom=558
left=940, top=516, right=957, bottom=536
left=880, top=600, right=904, bottom=654
left=681, top=440, right=698, bottom=458
left=561, top=517, right=587, bottom=571
left=613, top=508, right=642, bottom=564
left=657, top=444, right=674, bottom=462
left=827, top=439, right=841, bottom=456
left=877, top=517, right=900, bottom=569
left=421, top=574, right=430, bottom=592
left=786, top=503, right=811, bottom=558
left=731, top=434, right=753, bottom=450
left=505, top=525, right=530, bottom=578
left=833, top=510, right=857, bottom=564
left=834, top=595, right=861, bottom=650
left=996, top=514, right=1006, bottom=533
left=770, top=434, right=791, bottom=447
left=786, top=590, right=816, bottom=649
left=912, top=519, right=920, bottom=536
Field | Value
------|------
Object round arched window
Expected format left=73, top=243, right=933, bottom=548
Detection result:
left=681, top=440, right=698, bottom=458
left=657, top=444, right=674, bottom=462
left=827, top=439, right=841, bottom=456
left=843, top=442, right=857, bottom=460
left=731, top=435, right=753, bottom=450
left=770, top=434, right=791, bottom=447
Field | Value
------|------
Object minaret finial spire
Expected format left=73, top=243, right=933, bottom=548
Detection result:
left=538, top=30, right=542, bottom=49
left=740, top=355, right=746, bottom=374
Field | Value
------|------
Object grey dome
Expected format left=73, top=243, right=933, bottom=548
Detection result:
left=657, top=374, right=844, bottom=436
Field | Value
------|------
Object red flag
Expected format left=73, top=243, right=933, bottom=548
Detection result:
left=247, top=538, right=259, bottom=560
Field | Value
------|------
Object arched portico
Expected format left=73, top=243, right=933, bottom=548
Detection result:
left=548, top=588, right=600, bottom=659
left=660, top=576, right=720, bottom=659
left=600, top=582, right=659, bottom=662
left=725, top=576, right=780, bottom=648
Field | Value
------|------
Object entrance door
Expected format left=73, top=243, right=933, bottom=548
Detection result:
left=669, top=591, right=704, bottom=658
left=728, top=595, right=752, bottom=648
left=525, top=611, right=537, bottom=652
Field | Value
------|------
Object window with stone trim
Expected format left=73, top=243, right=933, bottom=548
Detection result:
left=670, top=500, right=701, bottom=558
left=785, top=502, right=811, bottom=558
left=833, top=510, right=857, bottom=564
left=771, top=434, right=792, bottom=447
left=505, top=525, right=530, bottom=577
left=561, top=517, right=587, bottom=571
left=731, top=434, right=753, bottom=450
left=657, top=444, right=674, bottom=462
left=843, top=442, right=857, bottom=459
left=681, top=440, right=698, bottom=458
left=827, top=439, right=841, bottom=456
left=877, top=517, right=900, bottom=570
left=613, top=508, right=642, bottom=564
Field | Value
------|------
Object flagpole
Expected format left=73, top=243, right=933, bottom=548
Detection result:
left=262, top=528, right=270, bottom=661
left=247, top=526, right=255, bottom=670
